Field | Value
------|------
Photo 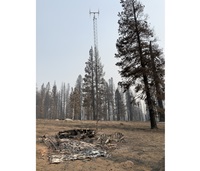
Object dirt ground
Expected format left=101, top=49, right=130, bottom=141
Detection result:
left=36, top=119, right=165, bottom=171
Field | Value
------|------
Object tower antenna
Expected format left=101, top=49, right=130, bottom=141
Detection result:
left=89, top=10, right=100, bottom=51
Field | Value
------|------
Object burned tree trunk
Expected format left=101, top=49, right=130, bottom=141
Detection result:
left=149, top=41, right=165, bottom=122
left=132, top=2, right=157, bottom=129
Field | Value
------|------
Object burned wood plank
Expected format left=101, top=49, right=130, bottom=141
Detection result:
left=42, top=136, right=59, bottom=150
left=57, top=129, right=96, bottom=139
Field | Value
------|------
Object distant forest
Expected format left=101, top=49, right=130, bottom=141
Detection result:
left=36, top=77, right=148, bottom=121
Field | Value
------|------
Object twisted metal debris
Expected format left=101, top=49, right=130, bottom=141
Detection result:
left=41, top=129, right=125, bottom=164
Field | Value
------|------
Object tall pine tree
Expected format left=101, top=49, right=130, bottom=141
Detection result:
left=115, top=0, right=163, bottom=128
left=83, top=47, right=105, bottom=120
left=83, top=47, right=95, bottom=120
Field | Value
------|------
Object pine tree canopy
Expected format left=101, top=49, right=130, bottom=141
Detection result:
left=115, top=0, right=164, bottom=99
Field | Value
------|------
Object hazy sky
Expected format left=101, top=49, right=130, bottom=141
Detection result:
left=36, top=0, right=164, bottom=89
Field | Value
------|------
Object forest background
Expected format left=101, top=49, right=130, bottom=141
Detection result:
left=1, top=0, right=200, bottom=171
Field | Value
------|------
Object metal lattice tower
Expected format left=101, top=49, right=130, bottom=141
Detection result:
left=89, top=10, right=99, bottom=54
left=89, top=10, right=100, bottom=120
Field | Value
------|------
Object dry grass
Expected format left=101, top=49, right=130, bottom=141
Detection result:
left=36, top=119, right=165, bottom=171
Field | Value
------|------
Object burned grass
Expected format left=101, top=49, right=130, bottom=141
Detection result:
left=36, top=119, right=164, bottom=171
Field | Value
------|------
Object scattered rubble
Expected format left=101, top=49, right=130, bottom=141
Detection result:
left=41, top=129, right=125, bottom=164
left=49, top=139, right=107, bottom=163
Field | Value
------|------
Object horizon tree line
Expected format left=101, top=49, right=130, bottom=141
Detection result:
left=36, top=77, right=147, bottom=121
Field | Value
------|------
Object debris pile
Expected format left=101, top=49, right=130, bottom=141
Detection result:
left=41, top=129, right=125, bottom=164
left=57, top=129, right=95, bottom=140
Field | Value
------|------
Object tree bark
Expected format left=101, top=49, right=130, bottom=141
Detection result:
left=149, top=41, right=165, bottom=122
left=132, top=1, right=157, bottom=129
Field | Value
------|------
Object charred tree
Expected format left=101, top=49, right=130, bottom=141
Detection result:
left=115, top=0, right=160, bottom=128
